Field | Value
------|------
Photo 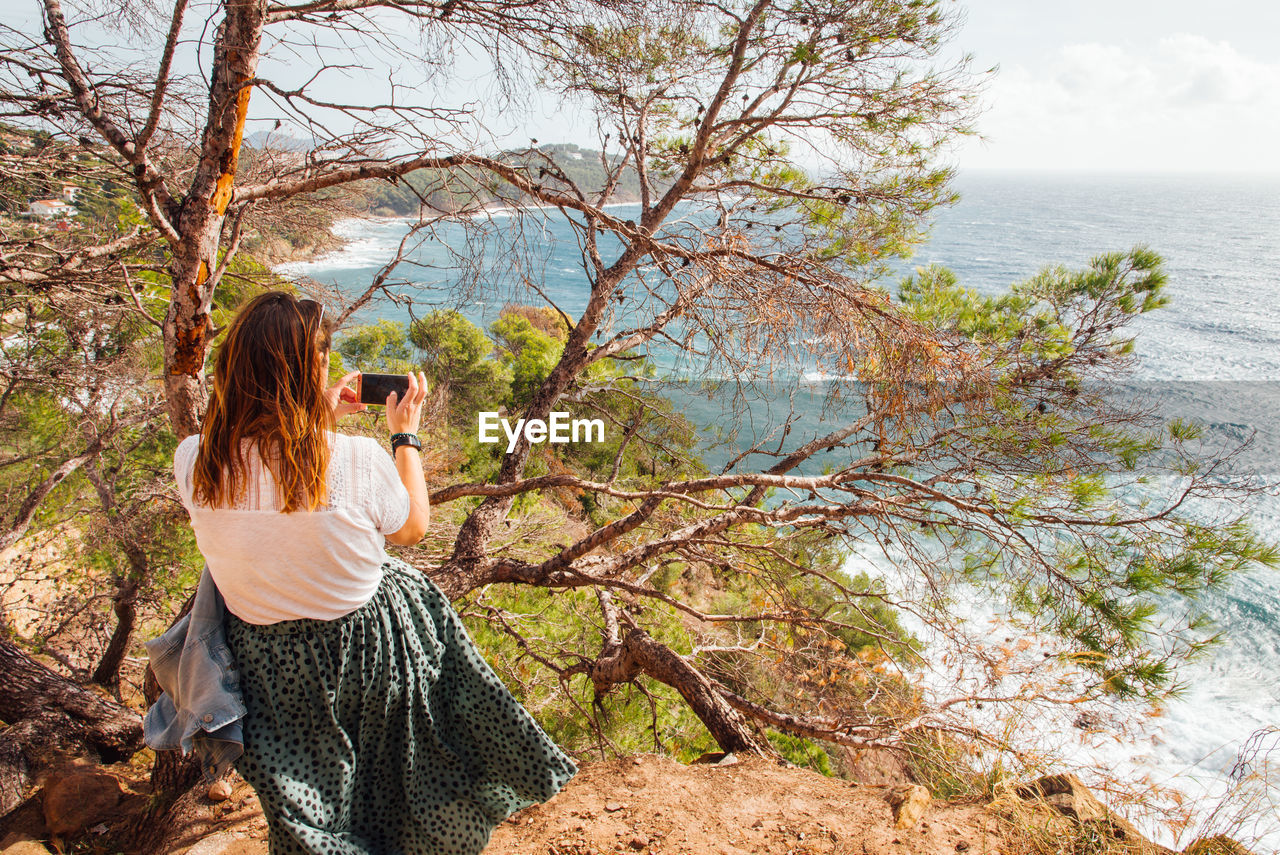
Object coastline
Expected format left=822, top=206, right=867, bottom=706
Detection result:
left=271, top=198, right=647, bottom=274
left=269, top=174, right=1280, bottom=853
left=353, top=196, right=644, bottom=224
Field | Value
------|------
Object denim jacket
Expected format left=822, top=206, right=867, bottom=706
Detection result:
left=143, top=565, right=246, bottom=782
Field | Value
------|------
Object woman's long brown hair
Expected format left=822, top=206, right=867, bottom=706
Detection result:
left=192, top=291, right=334, bottom=512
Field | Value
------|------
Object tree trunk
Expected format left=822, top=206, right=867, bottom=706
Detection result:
left=147, top=740, right=203, bottom=804
left=595, top=626, right=778, bottom=758
left=91, top=573, right=140, bottom=692
left=0, top=640, right=143, bottom=819
left=0, top=724, right=34, bottom=820
left=142, top=592, right=201, bottom=802
left=144, top=0, right=267, bottom=809
left=448, top=254, right=639, bottom=571
left=162, top=0, right=266, bottom=437
left=0, top=450, right=97, bottom=554
left=0, top=641, right=143, bottom=759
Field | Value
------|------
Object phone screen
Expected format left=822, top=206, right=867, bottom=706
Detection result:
left=358, top=372, right=411, bottom=406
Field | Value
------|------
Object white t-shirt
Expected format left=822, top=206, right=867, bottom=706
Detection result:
left=174, top=432, right=411, bottom=625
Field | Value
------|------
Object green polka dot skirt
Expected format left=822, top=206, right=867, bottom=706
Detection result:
left=224, top=557, right=578, bottom=854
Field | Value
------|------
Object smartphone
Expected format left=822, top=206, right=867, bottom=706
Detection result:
left=357, top=372, right=411, bottom=406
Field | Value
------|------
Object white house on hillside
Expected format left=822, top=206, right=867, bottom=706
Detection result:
left=28, top=199, right=77, bottom=220
left=61, top=185, right=80, bottom=202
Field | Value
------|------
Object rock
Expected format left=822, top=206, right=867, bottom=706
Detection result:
left=0, top=833, right=53, bottom=855
left=716, top=752, right=739, bottom=767
left=1, top=842, right=53, bottom=855
left=1015, top=774, right=1148, bottom=844
left=605, top=802, right=625, bottom=812
left=1015, top=773, right=1106, bottom=822
left=180, top=831, right=256, bottom=855
left=628, top=834, right=648, bottom=849
left=41, top=769, right=123, bottom=837
left=208, top=779, right=234, bottom=801
left=1183, top=836, right=1257, bottom=855
left=885, top=784, right=931, bottom=829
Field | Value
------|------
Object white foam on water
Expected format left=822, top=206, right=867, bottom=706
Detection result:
left=839, top=478, right=1280, bottom=851
left=273, top=217, right=415, bottom=276
left=292, top=174, right=1280, bottom=847
left=799, top=370, right=855, bottom=382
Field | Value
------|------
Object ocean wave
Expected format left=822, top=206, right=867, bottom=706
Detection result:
left=288, top=173, right=1280, bottom=850
left=274, top=217, right=413, bottom=275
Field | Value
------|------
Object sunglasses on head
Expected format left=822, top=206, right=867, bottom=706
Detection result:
left=299, top=298, right=326, bottom=328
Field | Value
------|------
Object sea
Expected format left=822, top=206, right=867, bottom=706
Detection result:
left=279, top=171, right=1280, bottom=849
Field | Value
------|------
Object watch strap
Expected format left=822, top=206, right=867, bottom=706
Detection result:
left=390, top=433, right=422, bottom=453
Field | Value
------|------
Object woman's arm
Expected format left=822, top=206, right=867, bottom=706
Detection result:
left=386, top=444, right=429, bottom=545
left=384, top=372, right=430, bottom=546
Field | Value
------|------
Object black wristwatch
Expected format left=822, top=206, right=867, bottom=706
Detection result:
left=390, top=432, right=422, bottom=455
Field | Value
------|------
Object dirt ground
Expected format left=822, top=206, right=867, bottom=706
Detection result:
left=133, top=752, right=1007, bottom=855
left=486, top=752, right=1004, bottom=855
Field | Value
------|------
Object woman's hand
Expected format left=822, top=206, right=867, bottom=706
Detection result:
left=324, top=371, right=367, bottom=420
left=386, top=371, right=428, bottom=435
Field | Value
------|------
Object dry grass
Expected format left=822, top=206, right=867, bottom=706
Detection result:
left=1182, top=727, right=1280, bottom=854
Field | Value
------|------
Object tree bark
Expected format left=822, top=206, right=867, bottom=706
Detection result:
left=0, top=640, right=143, bottom=819
left=0, top=723, right=33, bottom=820
left=147, top=0, right=267, bottom=803
left=593, top=626, right=778, bottom=758
left=91, top=573, right=140, bottom=692
left=84, top=455, right=151, bottom=693
left=0, top=449, right=97, bottom=554
left=146, top=736, right=203, bottom=803
left=163, top=0, right=266, bottom=437
left=0, top=641, right=142, bottom=758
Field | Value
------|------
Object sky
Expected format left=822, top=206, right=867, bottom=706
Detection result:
left=11, top=0, right=1280, bottom=174
left=941, top=0, right=1280, bottom=173
left=503, top=0, right=1280, bottom=174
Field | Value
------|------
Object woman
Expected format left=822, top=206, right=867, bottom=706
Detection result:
left=173, top=291, right=577, bottom=854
